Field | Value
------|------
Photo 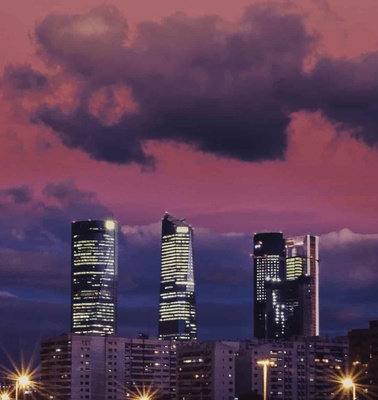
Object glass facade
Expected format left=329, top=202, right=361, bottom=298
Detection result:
left=71, top=220, right=118, bottom=335
left=286, top=235, right=319, bottom=336
left=158, top=213, right=197, bottom=340
left=253, top=232, right=286, bottom=339
left=253, top=233, right=319, bottom=340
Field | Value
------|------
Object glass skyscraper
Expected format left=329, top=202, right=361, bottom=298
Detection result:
left=253, top=232, right=286, bottom=339
left=253, top=232, right=319, bottom=340
left=158, top=213, right=197, bottom=340
left=71, top=220, right=118, bottom=335
left=286, top=234, right=319, bottom=336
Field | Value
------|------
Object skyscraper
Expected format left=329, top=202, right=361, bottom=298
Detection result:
left=253, top=232, right=286, bottom=339
left=286, top=235, right=319, bottom=336
left=253, top=233, right=319, bottom=339
left=71, top=219, right=118, bottom=335
left=159, top=213, right=197, bottom=340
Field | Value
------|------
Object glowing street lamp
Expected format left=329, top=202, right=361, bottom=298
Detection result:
left=257, top=359, right=275, bottom=400
left=342, top=378, right=356, bottom=400
left=0, top=393, right=10, bottom=400
left=15, top=375, right=30, bottom=400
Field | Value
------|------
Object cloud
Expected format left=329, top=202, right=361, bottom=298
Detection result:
left=320, top=228, right=378, bottom=249
left=0, top=185, right=33, bottom=205
left=0, top=291, right=18, bottom=299
left=17, top=3, right=315, bottom=167
left=2, top=64, right=47, bottom=91
left=319, top=228, right=378, bottom=292
left=3, top=4, right=378, bottom=167
left=43, top=180, right=97, bottom=206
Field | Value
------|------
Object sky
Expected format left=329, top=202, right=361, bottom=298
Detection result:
left=1, top=0, right=378, bottom=364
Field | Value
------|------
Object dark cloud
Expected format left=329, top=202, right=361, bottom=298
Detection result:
left=43, top=180, right=96, bottom=205
left=277, top=53, right=378, bottom=149
left=28, top=4, right=314, bottom=166
left=0, top=185, right=33, bottom=204
left=3, top=4, right=378, bottom=167
left=35, top=5, right=128, bottom=77
left=2, top=64, right=47, bottom=91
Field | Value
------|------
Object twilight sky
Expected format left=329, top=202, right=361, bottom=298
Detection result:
left=1, top=0, right=378, bottom=363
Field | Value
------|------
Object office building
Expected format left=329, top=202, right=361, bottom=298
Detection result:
left=159, top=213, right=197, bottom=340
left=176, top=341, right=239, bottom=400
left=124, top=334, right=177, bottom=400
left=253, top=232, right=286, bottom=339
left=40, top=334, right=177, bottom=400
left=40, top=334, right=113, bottom=400
left=348, top=320, right=378, bottom=399
left=71, top=220, right=118, bottom=335
left=286, top=235, right=319, bottom=336
left=253, top=233, right=319, bottom=340
left=235, top=336, right=348, bottom=400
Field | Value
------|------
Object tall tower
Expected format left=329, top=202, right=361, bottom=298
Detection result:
left=253, top=232, right=286, bottom=339
left=159, top=213, right=197, bottom=340
left=71, top=220, right=118, bottom=335
left=286, top=235, right=319, bottom=336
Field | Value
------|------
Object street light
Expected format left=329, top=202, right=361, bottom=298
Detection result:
left=15, top=375, right=30, bottom=400
left=0, top=393, right=10, bottom=400
left=342, top=378, right=356, bottom=400
left=257, top=359, right=275, bottom=400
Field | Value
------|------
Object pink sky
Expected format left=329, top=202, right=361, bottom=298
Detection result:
left=1, top=0, right=378, bottom=355
left=2, top=0, right=378, bottom=234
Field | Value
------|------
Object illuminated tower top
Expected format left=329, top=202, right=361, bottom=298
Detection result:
left=71, top=219, right=118, bottom=336
left=158, top=213, right=197, bottom=340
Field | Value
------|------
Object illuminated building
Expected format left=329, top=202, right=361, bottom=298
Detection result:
left=40, top=334, right=177, bottom=400
left=243, top=336, right=348, bottom=400
left=254, top=233, right=319, bottom=340
left=253, top=232, right=286, bottom=339
left=71, top=220, right=117, bottom=336
left=348, top=320, right=378, bottom=399
left=158, top=213, right=197, bottom=340
left=177, top=340, right=239, bottom=400
left=286, top=235, right=319, bottom=336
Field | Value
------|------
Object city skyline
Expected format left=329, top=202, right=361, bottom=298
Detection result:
left=1, top=0, right=378, bottom=365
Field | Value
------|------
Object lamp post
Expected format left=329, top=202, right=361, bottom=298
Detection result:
left=15, top=375, right=30, bottom=400
left=342, top=378, right=356, bottom=400
left=257, top=359, right=275, bottom=400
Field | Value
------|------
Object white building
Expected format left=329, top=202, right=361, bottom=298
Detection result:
left=236, top=336, right=348, bottom=400
left=40, top=334, right=177, bottom=400
left=176, top=340, right=240, bottom=400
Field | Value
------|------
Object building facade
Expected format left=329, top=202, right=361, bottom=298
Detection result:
left=254, top=233, right=319, bottom=340
left=159, top=213, right=197, bottom=341
left=253, top=232, right=286, bottom=339
left=40, top=334, right=177, bottom=400
left=348, top=320, right=378, bottom=399
left=236, top=337, right=348, bottom=400
left=71, top=220, right=118, bottom=336
left=286, top=235, right=319, bottom=336
left=176, top=341, right=239, bottom=400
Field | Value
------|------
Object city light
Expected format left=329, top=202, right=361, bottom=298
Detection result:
left=0, top=352, right=44, bottom=400
left=342, top=378, right=356, bottom=400
left=257, top=359, right=275, bottom=400
left=127, top=384, right=159, bottom=400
